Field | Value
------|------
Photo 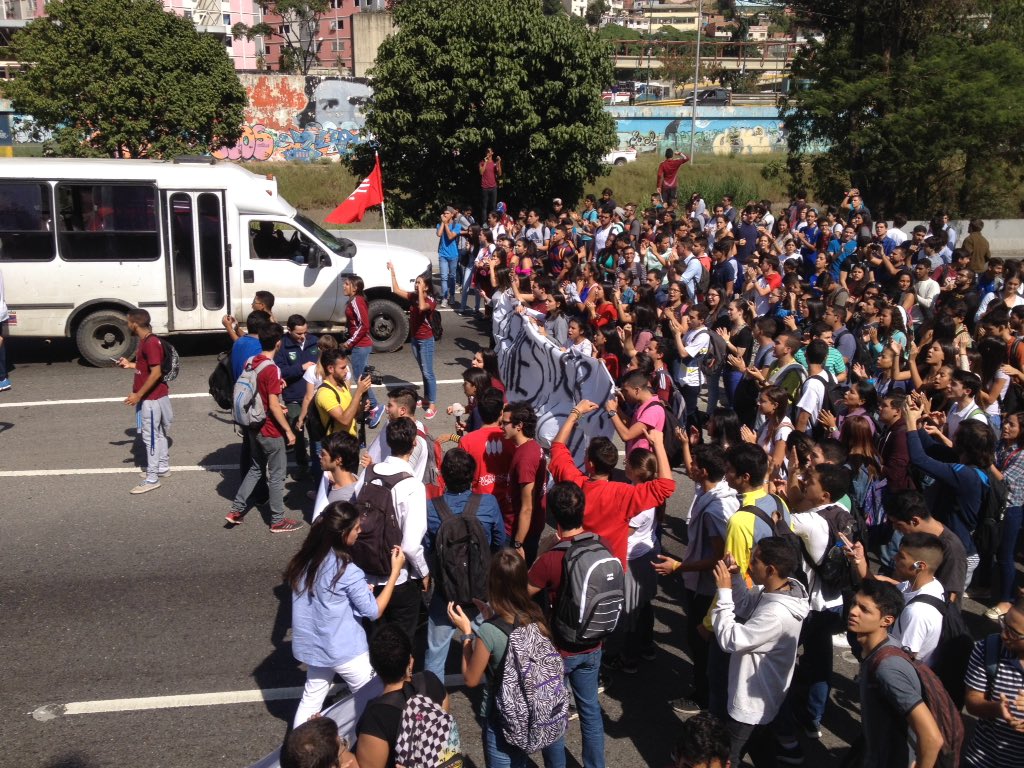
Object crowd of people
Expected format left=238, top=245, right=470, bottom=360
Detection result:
left=103, top=169, right=1024, bottom=768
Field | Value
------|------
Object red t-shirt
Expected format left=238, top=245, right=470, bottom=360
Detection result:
left=507, top=439, right=547, bottom=541
left=657, top=157, right=688, bottom=188
left=528, top=539, right=604, bottom=656
left=489, top=376, right=506, bottom=397
left=133, top=334, right=169, bottom=401
left=591, top=301, right=618, bottom=330
left=460, top=426, right=515, bottom=519
left=480, top=159, right=498, bottom=189
left=764, top=272, right=783, bottom=292
left=409, top=296, right=436, bottom=341
left=250, top=353, right=285, bottom=439
left=548, top=442, right=675, bottom=566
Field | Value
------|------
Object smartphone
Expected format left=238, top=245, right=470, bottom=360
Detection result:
left=110, top=357, right=121, bottom=364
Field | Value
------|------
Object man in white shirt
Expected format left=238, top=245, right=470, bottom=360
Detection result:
left=913, top=260, right=940, bottom=319
left=945, top=370, right=990, bottom=440
left=887, top=214, right=910, bottom=246
left=364, top=388, right=429, bottom=480
left=787, top=463, right=852, bottom=740
left=668, top=304, right=711, bottom=429
left=679, top=240, right=704, bottom=303
left=352, top=416, right=429, bottom=642
left=794, top=339, right=833, bottom=434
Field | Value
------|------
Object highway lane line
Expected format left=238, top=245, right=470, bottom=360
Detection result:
left=31, top=676, right=467, bottom=720
left=0, top=379, right=465, bottom=409
left=1, top=464, right=239, bottom=478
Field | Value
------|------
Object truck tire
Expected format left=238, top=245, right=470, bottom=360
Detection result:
left=75, top=309, right=138, bottom=367
left=614, top=157, right=627, bottom=166
left=367, top=298, right=409, bottom=353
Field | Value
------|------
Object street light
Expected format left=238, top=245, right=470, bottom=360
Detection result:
left=688, top=0, right=703, bottom=164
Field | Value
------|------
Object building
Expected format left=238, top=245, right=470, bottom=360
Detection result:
left=163, top=1, right=263, bottom=70
left=259, top=0, right=386, bottom=76
left=562, top=0, right=588, bottom=17
left=631, top=0, right=699, bottom=33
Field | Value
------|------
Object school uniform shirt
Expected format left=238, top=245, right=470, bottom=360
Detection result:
left=790, top=505, right=845, bottom=612
left=946, top=397, right=989, bottom=439
left=134, top=334, right=169, bottom=401
left=680, top=327, right=711, bottom=387
left=893, top=579, right=945, bottom=667
left=506, top=439, right=547, bottom=542
left=963, top=637, right=1024, bottom=767
left=244, top=353, right=284, bottom=439
left=795, top=371, right=835, bottom=432
left=460, top=425, right=515, bottom=523
left=683, top=481, right=739, bottom=596
left=408, top=295, right=437, bottom=340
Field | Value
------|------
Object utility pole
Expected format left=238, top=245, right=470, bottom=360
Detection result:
left=688, top=0, right=703, bottom=163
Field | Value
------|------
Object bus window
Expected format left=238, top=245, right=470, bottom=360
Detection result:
left=249, top=220, right=305, bottom=263
left=198, top=193, right=225, bottom=311
left=169, top=193, right=197, bottom=312
left=0, top=182, right=54, bottom=261
left=56, top=183, right=159, bottom=261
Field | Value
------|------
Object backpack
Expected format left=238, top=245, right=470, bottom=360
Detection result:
left=431, top=495, right=490, bottom=605
left=639, top=397, right=685, bottom=467
left=489, top=617, right=570, bottom=754
left=792, top=372, right=842, bottom=440
left=698, top=328, right=729, bottom=378
left=969, top=466, right=1008, bottom=559
left=745, top=497, right=809, bottom=588
left=429, top=307, right=444, bottom=340
left=386, top=675, right=464, bottom=768
left=350, top=465, right=410, bottom=576
left=159, top=338, right=180, bottom=383
left=898, top=593, right=975, bottom=710
left=802, top=504, right=862, bottom=599
left=209, top=350, right=234, bottom=409
left=418, top=427, right=446, bottom=500
left=306, top=381, right=339, bottom=444
left=867, top=645, right=965, bottom=765
left=835, top=328, right=871, bottom=378
left=696, top=262, right=711, bottom=297
left=552, top=533, right=625, bottom=645
left=232, top=357, right=274, bottom=428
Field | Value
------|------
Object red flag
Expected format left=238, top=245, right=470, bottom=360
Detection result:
left=325, top=156, right=384, bottom=224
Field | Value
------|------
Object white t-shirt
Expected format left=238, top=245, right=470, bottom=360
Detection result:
left=984, top=371, right=1010, bottom=417
left=757, top=417, right=793, bottom=455
left=0, top=269, right=8, bottom=323
left=790, top=506, right=844, bottom=612
left=894, top=579, right=946, bottom=666
left=947, top=398, right=989, bottom=439
left=752, top=277, right=771, bottom=315
left=796, top=372, right=834, bottom=431
left=570, top=338, right=594, bottom=357
left=681, top=327, right=710, bottom=387
left=627, top=508, right=657, bottom=560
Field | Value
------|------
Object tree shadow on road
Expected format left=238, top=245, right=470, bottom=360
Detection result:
left=252, top=581, right=306, bottom=732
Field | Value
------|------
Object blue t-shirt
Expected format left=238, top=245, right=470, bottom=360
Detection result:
left=437, top=222, right=462, bottom=260
left=231, top=335, right=263, bottom=380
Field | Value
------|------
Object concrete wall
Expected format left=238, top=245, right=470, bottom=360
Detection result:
left=352, top=12, right=396, bottom=79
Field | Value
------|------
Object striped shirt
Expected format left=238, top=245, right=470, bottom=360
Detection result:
left=963, top=636, right=1024, bottom=767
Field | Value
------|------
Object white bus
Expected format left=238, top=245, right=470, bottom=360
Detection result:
left=0, top=157, right=430, bottom=365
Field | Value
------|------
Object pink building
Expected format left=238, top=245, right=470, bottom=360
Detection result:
left=260, top=0, right=386, bottom=76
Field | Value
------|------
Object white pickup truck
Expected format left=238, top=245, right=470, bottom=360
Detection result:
left=603, top=147, right=638, bottom=166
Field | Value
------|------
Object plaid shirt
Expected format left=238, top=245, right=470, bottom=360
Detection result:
left=997, top=443, right=1024, bottom=507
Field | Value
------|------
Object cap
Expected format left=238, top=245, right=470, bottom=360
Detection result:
left=552, top=197, right=563, bottom=205
left=613, top=206, right=626, bottom=219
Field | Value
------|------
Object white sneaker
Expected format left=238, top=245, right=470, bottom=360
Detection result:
left=130, top=481, right=161, bottom=494
left=440, top=299, right=449, bottom=308
left=139, top=470, right=171, bottom=479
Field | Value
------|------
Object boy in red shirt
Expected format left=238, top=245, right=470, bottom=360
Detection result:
left=457, top=388, right=515, bottom=526
left=501, top=401, right=548, bottom=563
left=225, top=324, right=302, bottom=532
left=549, top=400, right=675, bottom=566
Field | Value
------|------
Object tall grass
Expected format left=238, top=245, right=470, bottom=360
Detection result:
left=239, top=154, right=789, bottom=227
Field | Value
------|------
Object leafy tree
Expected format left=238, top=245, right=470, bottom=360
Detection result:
left=585, top=0, right=609, bottom=27
left=542, top=0, right=565, bottom=15
left=6, top=0, right=245, bottom=159
left=782, top=0, right=1024, bottom=218
left=352, top=0, right=618, bottom=225
left=233, top=1, right=329, bottom=76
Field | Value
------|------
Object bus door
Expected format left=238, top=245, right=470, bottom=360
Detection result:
left=163, top=191, right=228, bottom=330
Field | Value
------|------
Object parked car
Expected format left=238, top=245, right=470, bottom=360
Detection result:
left=603, top=147, right=638, bottom=166
left=681, top=87, right=732, bottom=106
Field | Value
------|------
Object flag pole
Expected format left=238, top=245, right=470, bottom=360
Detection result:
left=376, top=152, right=389, bottom=251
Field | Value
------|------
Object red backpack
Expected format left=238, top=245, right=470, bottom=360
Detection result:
left=867, top=645, right=964, bottom=766
left=418, top=427, right=446, bottom=500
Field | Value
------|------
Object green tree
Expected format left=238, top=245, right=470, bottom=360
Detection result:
left=542, top=0, right=565, bottom=15
left=353, top=0, right=618, bottom=225
left=6, top=0, right=245, bottom=159
left=233, top=1, right=329, bottom=76
left=585, top=0, right=609, bottom=27
left=782, top=0, right=1024, bottom=217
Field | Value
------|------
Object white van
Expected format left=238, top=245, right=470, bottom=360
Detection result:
left=0, top=157, right=429, bottom=365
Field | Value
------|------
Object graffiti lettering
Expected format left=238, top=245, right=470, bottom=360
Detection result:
left=214, top=120, right=365, bottom=163
left=212, top=122, right=275, bottom=161
left=626, top=130, right=659, bottom=150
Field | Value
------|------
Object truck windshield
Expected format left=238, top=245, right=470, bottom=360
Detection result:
left=296, top=213, right=357, bottom=258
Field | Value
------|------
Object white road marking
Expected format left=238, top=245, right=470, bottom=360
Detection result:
left=0, top=464, right=239, bottom=478
left=0, top=379, right=466, bottom=409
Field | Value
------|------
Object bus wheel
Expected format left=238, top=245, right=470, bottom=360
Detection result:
left=367, top=299, right=409, bottom=354
left=75, top=310, right=138, bottom=367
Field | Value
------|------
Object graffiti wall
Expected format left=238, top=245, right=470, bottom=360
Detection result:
left=608, top=105, right=809, bottom=156
left=213, top=74, right=371, bottom=163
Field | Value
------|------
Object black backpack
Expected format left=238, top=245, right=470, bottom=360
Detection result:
left=792, top=372, right=843, bottom=440
left=801, top=504, right=863, bottom=599
left=208, top=350, right=234, bottom=409
left=158, top=337, right=180, bottom=383
left=432, top=494, right=491, bottom=606
left=698, top=329, right=729, bottom=378
left=351, top=465, right=410, bottom=577
left=836, top=327, right=872, bottom=379
left=897, top=593, right=975, bottom=710
left=552, top=533, right=625, bottom=645
left=971, top=467, right=1009, bottom=560
left=744, top=496, right=808, bottom=587
left=429, top=307, right=444, bottom=340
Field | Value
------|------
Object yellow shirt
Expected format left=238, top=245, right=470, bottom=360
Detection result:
left=315, top=380, right=356, bottom=437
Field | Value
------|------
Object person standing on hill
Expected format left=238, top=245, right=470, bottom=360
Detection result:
left=479, top=148, right=502, bottom=226
left=657, top=148, right=690, bottom=209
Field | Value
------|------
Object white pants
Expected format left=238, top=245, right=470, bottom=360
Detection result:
left=293, top=651, right=376, bottom=728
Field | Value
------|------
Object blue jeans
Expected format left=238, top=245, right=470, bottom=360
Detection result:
left=724, top=370, right=744, bottom=405
left=997, top=505, right=1023, bottom=603
left=706, top=370, right=721, bottom=415
left=482, top=714, right=565, bottom=768
left=439, top=256, right=458, bottom=301
left=425, top=591, right=457, bottom=682
left=348, top=344, right=378, bottom=409
left=411, top=337, right=437, bottom=405
left=0, top=319, right=8, bottom=380
left=563, top=648, right=606, bottom=768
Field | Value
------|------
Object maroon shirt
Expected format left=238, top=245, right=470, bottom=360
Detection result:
left=133, top=334, right=169, bottom=401
left=507, top=439, right=547, bottom=541
left=408, top=296, right=436, bottom=341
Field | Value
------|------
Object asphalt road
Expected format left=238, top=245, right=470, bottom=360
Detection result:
left=3, top=308, right=871, bottom=768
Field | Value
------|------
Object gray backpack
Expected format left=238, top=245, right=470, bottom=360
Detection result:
left=232, top=357, right=274, bottom=428
left=552, top=533, right=625, bottom=644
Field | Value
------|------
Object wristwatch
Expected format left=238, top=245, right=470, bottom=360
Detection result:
left=512, top=539, right=524, bottom=550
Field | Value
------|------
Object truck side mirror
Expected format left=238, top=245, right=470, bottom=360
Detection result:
left=306, top=248, right=331, bottom=269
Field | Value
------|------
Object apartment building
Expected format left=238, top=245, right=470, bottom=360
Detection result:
left=260, top=0, right=385, bottom=76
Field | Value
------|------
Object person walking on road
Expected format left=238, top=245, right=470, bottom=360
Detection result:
left=286, top=500, right=406, bottom=727
left=437, top=207, right=463, bottom=308
left=341, top=275, right=383, bottom=428
left=388, top=262, right=439, bottom=419
left=225, top=323, right=303, bottom=532
left=117, top=309, right=173, bottom=495
left=275, top=314, right=319, bottom=481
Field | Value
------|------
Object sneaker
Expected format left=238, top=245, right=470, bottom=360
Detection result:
left=776, top=742, right=805, bottom=766
left=568, top=701, right=578, bottom=721
left=225, top=511, right=245, bottom=525
left=803, top=722, right=822, bottom=740
left=424, top=405, right=437, bottom=420
left=0, top=378, right=10, bottom=392
left=440, top=298, right=449, bottom=308
left=129, top=480, right=161, bottom=494
left=670, top=697, right=702, bottom=715
left=368, top=405, right=384, bottom=429
left=270, top=518, right=303, bottom=533
left=985, top=605, right=1009, bottom=621
left=139, top=470, right=171, bottom=479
